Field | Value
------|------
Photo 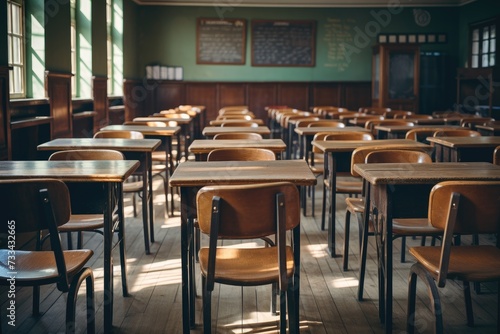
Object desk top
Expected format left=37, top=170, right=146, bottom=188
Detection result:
left=0, top=160, right=139, bottom=182
left=202, top=126, right=271, bottom=137
left=374, top=125, right=461, bottom=133
left=354, top=162, right=500, bottom=185
left=38, top=138, right=161, bottom=152
left=312, top=139, right=431, bottom=153
left=426, top=136, right=500, bottom=148
left=408, top=118, right=446, bottom=125
left=189, top=139, right=286, bottom=154
left=209, top=119, right=265, bottom=126
left=476, top=124, right=500, bottom=131
left=100, top=125, right=180, bottom=136
left=294, top=126, right=368, bottom=136
left=133, top=117, right=192, bottom=124
left=170, top=160, right=317, bottom=187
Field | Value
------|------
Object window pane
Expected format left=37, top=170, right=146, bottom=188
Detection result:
left=491, top=25, right=496, bottom=38
left=472, top=55, right=479, bottom=68
left=7, top=36, right=12, bottom=63
left=12, top=37, right=21, bottom=64
left=11, top=4, right=20, bottom=35
left=472, top=41, right=479, bottom=54
left=9, top=69, right=14, bottom=94
left=490, top=53, right=496, bottom=66
left=483, top=26, right=489, bottom=40
left=7, top=4, right=12, bottom=33
left=13, top=66, right=23, bottom=93
left=482, top=54, right=489, bottom=67
left=472, top=28, right=479, bottom=41
left=482, top=40, right=489, bottom=53
left=491, top=39, right=496, bottom=52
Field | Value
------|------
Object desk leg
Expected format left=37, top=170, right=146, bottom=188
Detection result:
left=166, top=137, right=175, bottom=217
left=327, top=153, right=337, bottom=257
left=117, top=183, right=129, bottom=297
left=180, top=187, right=192, bottom=334
left=147, top=153, right=155, bottom=244
left=141, top=156, right=151, bottom=254
left=384, top=188, right=394, bottom=333
left=104, top=183, right=115, bottom=332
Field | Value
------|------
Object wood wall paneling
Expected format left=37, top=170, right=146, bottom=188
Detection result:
left=93, top=76, right=108, bottom=132
left=0, top=66, right=10, bottom=160
left=186, top=83, right=217, bottom=127
left=45, top=71, right=72, bottom=138
left=312, top=83, right=342, bottom=109
left=277, top=83, right=310, bottom=111
left=218, top=83, right=247, bottom=111
left=343, top=82, right=372, bottom=111
left=247, top=83, right=277, bottom=120
left=154, top=82, right=186, bottom=114
left=123, top=79, right=144, bottom=121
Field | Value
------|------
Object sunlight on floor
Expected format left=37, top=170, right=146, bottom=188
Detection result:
left=331, top=277, right=359, bottom=288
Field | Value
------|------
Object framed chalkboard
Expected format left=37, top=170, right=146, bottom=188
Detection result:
left=251, top=20, right=316, bottom=67
left=196, top=18, right=246, bottom=65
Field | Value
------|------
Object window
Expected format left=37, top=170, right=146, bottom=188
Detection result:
left=7, top=0, right=25, bottom=97
left=71, top=0, right=92, bottom=98
left=107, top=0, right=113, bottom=94
left=71, top=0, right=77, bottom=96
left=107, top=0, right=123, bottom=96
left=470, top=19, right=497, bottom=68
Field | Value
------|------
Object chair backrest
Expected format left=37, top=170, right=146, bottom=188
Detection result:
left=350, top=146, right=432, bottom=177
left=197, top=182, right=300, bottom=238
left=364, top=120, right=414, bottom=131
left=427, top=181, right=500, bottom=286
left=402, top=114, right=433, bottom=120
left=405, top=128, right=444, bottom=141
left=494, top=146, right=500, bottom=165
left=207, top=148, right=276, bottom=161
left=49, top=149, right=124, bottom=161
left=307, top=121, right=346, bottom=128
left=158, top=113, right=191, bottom=119
left=433, top=129, right=481, bottom=137
left=213, top=132, right=263, bottom=140
left=216, top=115, right=254, bottom=121
left=323, top=132, right=374, bottom=141
left=359, top=107, right=391, bottom=114
left=292, top=118, right=321, bottom=128
left=384, top=110, right=413, bottom=119
left=220, top=121, right=259, bottom=127
left=460, top=117, right=495, bottom=128
left=94, top=130, right=144, bottom=139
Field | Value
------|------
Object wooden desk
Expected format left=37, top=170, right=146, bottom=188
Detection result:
left=209, top=119, right=265, bottom=126
left=476, top=124, right=500, bottom=136
left=353, top=162, right=500, bottom=334
left=202, top=126, right=271, bottom=138
left=38, top=138, right=161, bottom=254
left=133, top=116, right=194, bottom=159
left=0, top=160, right=139, bottom=333
left=189, top=139, right=286, bottom=161
left=312, top=139, right=432, bottom=257
left=169, top=160, right=316, bottom=334
left=294, top=126, right=368, bottom=162
left=407, top=118, right=445, bottom=125
left=426, top=136, right=500, bottom=162
left=374, top=125, right=461, bottom=139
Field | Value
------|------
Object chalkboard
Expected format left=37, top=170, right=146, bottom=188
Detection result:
left=251, top=20, right=316, bottom=67
left=196, top=18, right=246, bottom=65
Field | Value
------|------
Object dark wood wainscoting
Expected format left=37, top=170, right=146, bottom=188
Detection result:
left=0, top=66, right=10, bottom=160
left=45, top=71, right=72, bottom=138
left=123, top=80, right=371, bottom=126
left=92, top=76, right=109, bottom=132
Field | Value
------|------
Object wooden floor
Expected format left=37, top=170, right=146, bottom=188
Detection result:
left=2, top=177, right=498, bottom=333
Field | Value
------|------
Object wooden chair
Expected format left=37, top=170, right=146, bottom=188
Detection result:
left=48, top=149, right=125, bottom=249
left=402, top=114, right=433, bottom=120
left=494, top=146, right=500, bottom=165
left=433, top=129, right=482, bottom=137
left=0, top=179, right=95, bottom=333
left=319, top=132, right=374, bottom=231
left=207, top=148, right=276, bottom=161
left=213, top=132, right=263, bottom=140
left=93, top=130, right=147, bottom=217
left=215, top=114, right=254, bottom=121
left=197, top=182, right=300, bottom=334
left=348, top=148, right=437, bottom=301
left=364, top=120, right=414, bottom=137
left=359, top=107, right=391, bottom=115
left=406, top=128, right=443, bottom=142
left=407, top=181, right=500, bottom=333
left=384, top=110, right=413, bottom=119
left=460, top=117, right=495, bottom=129
left=220, top=121, right=259, bottom=127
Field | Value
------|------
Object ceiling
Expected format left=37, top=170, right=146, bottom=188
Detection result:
left=132, top=0, right=475, bottom=7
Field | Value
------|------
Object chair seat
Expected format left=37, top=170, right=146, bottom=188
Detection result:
left=123, top=180, right=143, bottom=192
left=336, top=180, right=363, bottom=194
left=0, top=249, right=93, bottom=283
left=392, top=218, right=443, bottom=236
left=345, top=197, right=364, bottom=213
left=410, top=245, right=500, bottom=282
left=152, top=151, right=167, bottom=162
left=309, top=165, right=324, bottom=175
left=199, top=246, right=294, bottom=286
left=59, top=214, right=104, bottom=232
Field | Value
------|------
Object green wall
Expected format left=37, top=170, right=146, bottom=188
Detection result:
left=133, top=5, right=460, bottom=81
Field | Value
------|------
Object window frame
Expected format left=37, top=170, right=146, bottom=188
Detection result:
left=7, top=0, right=26, bottom=98
left=468, top=17, right=498, bottom=69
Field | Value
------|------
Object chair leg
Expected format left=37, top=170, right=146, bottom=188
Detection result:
left=202, top=276, right=212, bottom=334
left=279, top=290, right=287, bottom=334
left=357, top=215, right=369, bottom=301
left=463, top=281, right=474, bottom=327
left=32, top=286, right=40, bottom=316
left=407, top=263, right=443, bottom=334
left=66, top=267, right=95, bottom=334
left=66, top=232, right=73, bottom=250
left=286, top=283, right=299, bottom=334
left=311, top=185, right=315, bottom=218
left=343, top=209, right=351, bottom=271
left=77, top=232, right=83, bottom=249
left=400, top=236, right=406, bottom=263
left=271, top=283, right=277, bottom=315
left=321, top=181, right=327, bottom=231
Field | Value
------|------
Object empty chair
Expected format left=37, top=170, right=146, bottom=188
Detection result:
left=220, top=121, right=259, bottom=127
left=495, top=146, right=500, bottom=165
left=320, top=131, right=374, bottom=231
left=197, top=182, right=300, bottom=333
left=364, top=120, right=414, bottom=137
left=407, top=181, right=500, bottom=333
left=216, top=114, right=254, bottom=120
left=406, top=128, right=443, bottom=142
left=207, top=148, right=276, bottom=161
left=402, top=114, right=433, bottom=120
left=385, top=110, right=413, bottom=118
left=295, top=118, right=322, bottom=128
left=460, top=117, right=495, bottom=129
left=94, top=130, right=144, bottom=139
left=213, top=132, right=263, bottom=140
left=433, top=129, right=482, bottom=137
left=0, top=179, right=95, bottom=333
